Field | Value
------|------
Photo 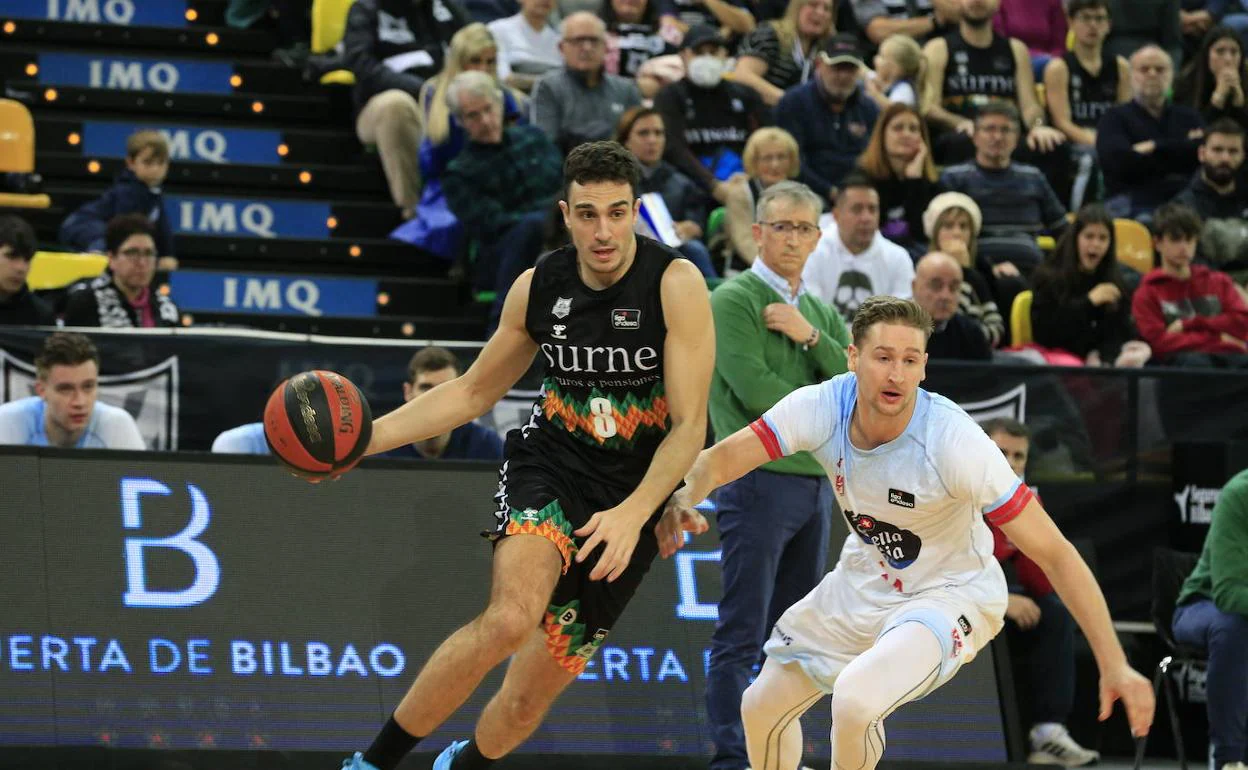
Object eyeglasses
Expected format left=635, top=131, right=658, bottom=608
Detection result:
left=117, top=248, right=157, bottom=261
left=1073, top=12, right=1110, bottom=24
left=564, top=35, right=604, bottom=48
left=760, top=221, right=820, bottom=237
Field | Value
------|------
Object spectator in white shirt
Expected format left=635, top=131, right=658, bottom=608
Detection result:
left=803, top=172, right=915, bottom=320
left=488, top=0, right=562, bottom=92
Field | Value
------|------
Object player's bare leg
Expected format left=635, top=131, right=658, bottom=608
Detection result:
left=742, top=658, right=823, bottom=770
left=392, top=535, right=562, bottom=737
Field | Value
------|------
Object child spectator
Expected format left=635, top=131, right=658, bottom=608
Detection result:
left=865, top=34, right=927, bottom=108
left=58, top=130, right=174, bottom=258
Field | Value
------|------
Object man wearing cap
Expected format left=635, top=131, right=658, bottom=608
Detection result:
left=654, top=24, right=770, bottom=201
left=775, top=34, right=881, bottom=206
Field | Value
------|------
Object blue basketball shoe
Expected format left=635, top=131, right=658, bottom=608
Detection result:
left=341, top=752, right=380, bottom=770
left=432, top=739, right=469, bottom=770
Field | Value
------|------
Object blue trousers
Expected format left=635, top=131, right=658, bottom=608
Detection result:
left=678, top=239, right=718, bottom=278
left=484, top=210, right=549, bottom=335
left=1173, top=598, right=1248, bottom=767
left=705, top=468, right=833, bottom=770
left=1006, top=592, right=1077, bottom=725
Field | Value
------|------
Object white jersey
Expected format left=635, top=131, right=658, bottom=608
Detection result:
left=0, top=396, right=146, bottom=450
left=753, top=372, right=1031, bottom=596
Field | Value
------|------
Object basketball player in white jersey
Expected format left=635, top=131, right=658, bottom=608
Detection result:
left=657, top=296, right=1154, bottom=770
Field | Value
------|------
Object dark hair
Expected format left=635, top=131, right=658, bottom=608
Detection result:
left=836, top=171, right=878, bottom=203
left=979, top=417, right=1029, bottom=440
left=407, top=346, right=461, bottom=382
left=1178, top=26, right=1248, bottom=111
left=105, top=213, right=157, bottom=255
left=1204, top=117, right=1246, bottom=144
left=35, top=332, right=99, bottom=380
left=975, top=100, right=1021, bottom=128
left=601, top=0, right=659, bottom=29
left=563, top=140, right=642, bottom=201
left=1066, top=0, right=1110, bottom=17
left=850, top=296, right=933, bottom=347
left=614, top=106, right=663, bottom=147
left=1033, top=204, right=1123, bottom=299
left=0, top=214, right=37, bottom=260
left=1152, top=202, right=1203, bottom=241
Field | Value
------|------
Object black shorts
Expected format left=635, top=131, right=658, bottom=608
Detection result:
left=485, top=435, right=661, bottom=674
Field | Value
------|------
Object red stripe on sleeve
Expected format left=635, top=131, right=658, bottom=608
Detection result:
left=986, top=483, right=1035, bottom=526
left=749, top=418, right=783, bottom=461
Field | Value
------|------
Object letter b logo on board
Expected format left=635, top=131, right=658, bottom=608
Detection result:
left=121, top=477, right=220, bottom=608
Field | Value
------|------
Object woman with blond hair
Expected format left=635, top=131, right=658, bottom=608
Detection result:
left=856, top=101, right=941, bottom=255
left=732, top=0, right=834, bottom=106
left=719, top=127, right=802, bottom=267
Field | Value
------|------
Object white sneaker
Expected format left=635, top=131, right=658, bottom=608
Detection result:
left=1222, top=763, right=1247, bottom=770
left=1028, top=724, right=1100, bottom=767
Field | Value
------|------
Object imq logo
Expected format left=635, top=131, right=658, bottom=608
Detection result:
left=121, top=477, right=220, bottom=608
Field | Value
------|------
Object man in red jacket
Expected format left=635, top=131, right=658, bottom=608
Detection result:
left=1131, top=203, right=1248, bottom=367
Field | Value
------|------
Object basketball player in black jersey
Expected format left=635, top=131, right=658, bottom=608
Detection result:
left=340, top=141, right=715, bottom=770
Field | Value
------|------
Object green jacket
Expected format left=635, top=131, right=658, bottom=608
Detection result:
left=709, top=271, right=850, bottom=476
left=1178, top=467, right=1248, bottom=617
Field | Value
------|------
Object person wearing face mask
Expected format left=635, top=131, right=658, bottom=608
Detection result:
left=775, top=34, right=881, bottom=206
left=654, top=25, right=770, bottom=204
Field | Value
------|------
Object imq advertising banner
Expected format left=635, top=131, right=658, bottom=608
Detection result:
left=0, top=451, right=1010, bottom=760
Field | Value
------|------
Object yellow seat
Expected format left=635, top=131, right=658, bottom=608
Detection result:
left=1011, top=290, right=1034, bottom=347
left=26, top=251, right=108, bottom=291
left=312, top=0, right=357, bottom=86
left=0, top=98, right=52, bottom=209
left=1115, top=218, right=1155, bottom=274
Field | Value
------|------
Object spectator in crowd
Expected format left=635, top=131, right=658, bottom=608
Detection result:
left=1031, top=204, right=1152, bottom=367
left=1197, top=0, right=1248, bottom=41
left=846, top=0, right=959, bottom=47
left=939, top=102, right=1069, bottom=246
left=384, top=347, right=504, bottom=460
left=1043, top=0, right=1131, bottom=209
left=1174, top=119, right=1248, bottom=237
left=443, top=71, right=563, bottom=331
left=1176, top=26, right=1248, bottom=129
left=63, top=215, right=180, bottom=329
left=704, top=181, right=849, bottom=770
left=661, top=0, right=755, bottom=40
left=732, top=0, right=835, bottom=107
left=804, top=173, right=914, bottom=319
left=980, top=418, right=1102, bottom=769
left=345, top=0, right=469, bottom=220
left=1104, top=0, right=1182, bottom=68
left=0, top=215, right=54, bottom=326
left=0, top=332, right=145, bottom=449
left=655, top=25, right=770, bottom=198
left=923, top=0, right=1067, bottom=166
left=617, top=108, right=718, bottom=277
left=604, top=0, right=676, bottom=97
left=863, top=34, right=928, bottom=108
left=993, top=0, right=1066, bottom=75
left=776, top=34, right=881, bottom=205
left=720, top=127, right=803, bottom=266
left=58, top=130, right=175, bottom=259
left=1131, top=203, right=1248, bottom=366
left=488, top=0, right=562, bottom=93
left=531, top=12, right=643, bottom=153
left=212, top=422, right=270, bottom=454
left=911, top=250, right=992, bottom=359
left=856, top=101, right=942, bottom=255
left=922, top=192, right=1006, bottom=347
left=1098, top=45, right=1205, bottom=219
left=1173, top=465, right=1248, bottom=770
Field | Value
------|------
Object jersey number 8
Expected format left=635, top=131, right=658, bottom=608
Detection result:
left=590, top=397, right=617, bottom=439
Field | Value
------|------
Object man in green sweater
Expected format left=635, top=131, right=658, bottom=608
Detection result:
left=1173, top=467, right=1248, bottom=770
left=703, top=180, right=851, bottom=770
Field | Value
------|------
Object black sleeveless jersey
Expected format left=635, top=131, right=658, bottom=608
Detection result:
left=941, top=30, right=1018, bottom=119
left=519, top=236, right=677, bottom=482
left=1065, top=50, right=1119, bottom=128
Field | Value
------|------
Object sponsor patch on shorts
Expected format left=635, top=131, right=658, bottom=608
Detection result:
left=958, top=614, right=973, bottom=635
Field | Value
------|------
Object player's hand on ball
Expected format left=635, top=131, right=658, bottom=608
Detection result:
left=1099, top=662, right=1155, bottom=738
left=574, top=505, right=646, bottom=582
left=656, top=492, right=708, bottom=559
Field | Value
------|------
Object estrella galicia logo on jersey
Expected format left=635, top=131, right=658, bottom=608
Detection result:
left=845, top=510, right=922, bottom=569
left=552, top=297, right=572, bottom=319
left=958, top=615, right=973, bottom=635
left=888, top=488, right=915, bottom=508
left=612, top=308, right=641, bottom=329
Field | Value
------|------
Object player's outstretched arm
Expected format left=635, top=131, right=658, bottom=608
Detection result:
left=575, top=259, right=715, bottom=581
left=1001, top=498, right=1156, bottom=738
left=365, top=270, right=539, bottom=456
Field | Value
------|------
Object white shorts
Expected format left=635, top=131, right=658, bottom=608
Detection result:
left=763, top=547, right=1007, bottom=695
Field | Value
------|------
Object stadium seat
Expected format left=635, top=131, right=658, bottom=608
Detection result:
left=26, top=251, right=108, bottom=290
left=1010, top=290, right=1033, bottom=347
left=0, top=98, right=52, bottom=209
left=1115, top=218, right=1155, bottom=274
left=312, top=0, right=357, bottom=86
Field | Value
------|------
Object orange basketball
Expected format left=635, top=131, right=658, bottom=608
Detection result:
left=263, top=370, right=373, bottom=480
